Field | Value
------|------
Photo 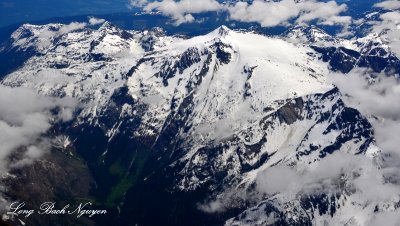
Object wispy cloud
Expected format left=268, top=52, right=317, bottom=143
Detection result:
left=330, top=70, right=400, bottom=159
left=88, top=17, right=106, bottom=25
left=374, top=0, right=400, bottom=10
left=328, top=70, right=400, bottom=224
left=372, top=1, right=400, bottom=57
left=0, top=85, right=77, bottom=172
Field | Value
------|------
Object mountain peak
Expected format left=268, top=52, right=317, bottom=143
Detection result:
left=214, top=25, right=232, bottom=37
left=284, top=24, right=339, bottom=46
left=99, top=21, right=119, bottom=32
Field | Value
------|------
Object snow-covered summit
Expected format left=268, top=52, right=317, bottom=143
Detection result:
left=286, top=25, right=336, bottom=44
left=285, top=23, right=400, bottom=75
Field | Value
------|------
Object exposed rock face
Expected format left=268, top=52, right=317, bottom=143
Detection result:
left=2, top=142, right=94, bottom=226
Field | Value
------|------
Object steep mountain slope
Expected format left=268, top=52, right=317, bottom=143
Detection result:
left=0, top=22, right=397, bottom=226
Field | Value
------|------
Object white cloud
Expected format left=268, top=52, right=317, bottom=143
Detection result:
left=330, top=71, right=400, bottom=120
left=35, top=22, right=87, bottom=49
left=296, top=1, right=351, bottom=25
left=59, top=22, right=87, bottom=33
left=198, top=199, right=225, bottom=213
left=374, top=0, right=400, bottom=10
left=131, top=0, right=352, bottom=27
left=328, top=72, right=400, bottom=223
left=372, top=2, right=400, bottom=57
left=367, top=210, right=400, bottom=226
left=143, top=0, right=223, bottom=25
left=255, top=165, right=300, bottom=195
left=229, top=0, right=351, bottom=27
left=202, top=150, right=400, bottom=216
left=227, top=1, right=299, bottom=27
left=88, top=17, right=106, bottom=25
left=129, top=0, right=148, bottom=7
left=330, top=70, right=400, bottom=160
left=0, top=85, right=77, bottom=172
left=255, top=152, right=399, bottom=202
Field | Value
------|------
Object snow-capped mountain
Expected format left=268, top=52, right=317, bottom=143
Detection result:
left=1, top=22, right=179, bottom=122
left=285, top=25, right=344, bottom=46
left=285, top=21, right=400, bottom=75
left=0, top=21, right=398, bottom=226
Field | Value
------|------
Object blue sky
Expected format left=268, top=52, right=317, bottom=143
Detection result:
left=0, top=0, right=131, bottom=27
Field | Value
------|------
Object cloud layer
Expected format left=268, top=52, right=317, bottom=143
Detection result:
left=130, top=0, right=352, bottom=26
